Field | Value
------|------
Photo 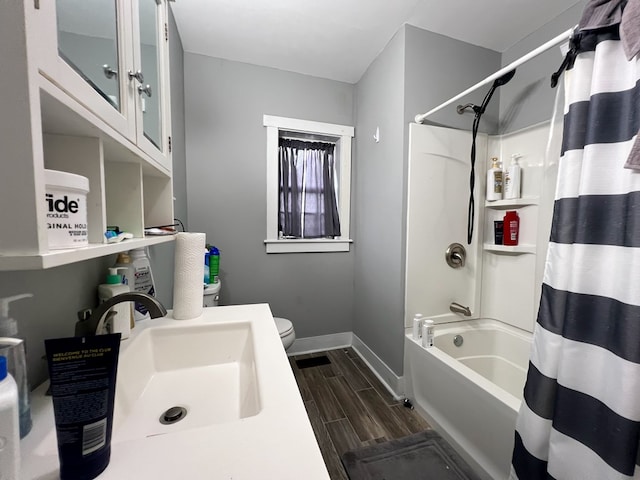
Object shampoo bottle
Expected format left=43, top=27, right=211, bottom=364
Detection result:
left=0, top=356, right=20, bottom=480
left=486, top=157, right=503, bottom=201
left=504, top=154, right=522, bottom=200
left=421, top=319, right=435, bottom=348
left=129, top=248, right=156, bottom=322
left=0, top=293, right=33, bottom=438
left=412, top=313, right=423, bottom=341
left=98, top=268, right=130, bottom=339
left=503, top=210, right=520, bottom=246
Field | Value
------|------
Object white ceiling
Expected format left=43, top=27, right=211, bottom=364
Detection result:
left=170, top=0, right=583, bottom=84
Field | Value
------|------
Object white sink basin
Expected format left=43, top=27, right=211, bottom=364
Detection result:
left=113, top=321, right=261, bottom=442
left=21, top=304, right=330, bottom=480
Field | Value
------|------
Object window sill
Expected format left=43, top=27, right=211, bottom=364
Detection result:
left=264, top=238, right=353, bottom=253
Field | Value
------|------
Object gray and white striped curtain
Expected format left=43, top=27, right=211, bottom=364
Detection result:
left=511, top=17, right=640, bottom=480
left=279, top=139, right=341, bottom=238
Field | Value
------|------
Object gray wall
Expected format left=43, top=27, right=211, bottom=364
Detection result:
left=353, top=29, right=407, bottom=375
left=353, top=25, right=501, bottom=376
left=498, top=1, right=587, bottom=133
left=404, top=24, right=502, bottom=134
left=183, top=55, right=355, bottom=339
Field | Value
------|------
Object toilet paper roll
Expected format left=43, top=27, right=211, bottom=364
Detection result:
left=172, top=232, right=206, bottom=320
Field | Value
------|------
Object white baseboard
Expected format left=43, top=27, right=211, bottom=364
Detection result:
left=287, top=332, right=353, bottom=356
left=351, top=334, right=404, bottom=400
left=287, top=331, right=405, bottom=401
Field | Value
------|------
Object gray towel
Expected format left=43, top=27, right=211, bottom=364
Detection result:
left=621, top=0, right=640, bottom=59
left=621, top=0, right=640, bottom=170
left=579, top=0, right=626, bottom=31
left=579, top=0, right=640, bottom=171
left=624, top=136, right=640, bottom=170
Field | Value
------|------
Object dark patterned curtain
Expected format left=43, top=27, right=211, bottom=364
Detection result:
left=279, top=139, right=341, bottom=238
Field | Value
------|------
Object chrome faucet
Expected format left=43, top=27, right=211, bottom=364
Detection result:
left=75, top=292, right=167, bottom=337
left=449, top=302, right=472, bottom=317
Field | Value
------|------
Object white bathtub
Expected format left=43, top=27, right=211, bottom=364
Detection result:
left=404, top=318, right=532, bottom=480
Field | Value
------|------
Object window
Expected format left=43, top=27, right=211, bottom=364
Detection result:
left=264, top=115, right=354, bottom=253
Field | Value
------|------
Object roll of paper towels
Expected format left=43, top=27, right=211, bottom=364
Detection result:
left=172, top=232, right=206, bottom=320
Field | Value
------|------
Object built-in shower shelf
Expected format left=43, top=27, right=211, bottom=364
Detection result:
left=485, top=198, right=539, bottom=208
left=483, top=243, right=536, bottom=254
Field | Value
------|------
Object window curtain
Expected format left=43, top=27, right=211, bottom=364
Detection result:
left=511, top=19, right=640, bottom=480
left=279, top=139, right=341, bottom=238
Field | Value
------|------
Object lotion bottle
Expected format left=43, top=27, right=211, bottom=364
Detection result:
left=98, top=268, right=130, bottom=339
left=0, top=355, right=20, bottom=480
left=504, top=154, right=522, bottom=200
left=486, top=157, right=503, bottom=201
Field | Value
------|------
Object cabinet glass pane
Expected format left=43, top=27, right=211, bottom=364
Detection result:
left=138, top=0, right=162, bottom=150
left=56, top=0, right=120, bottom=111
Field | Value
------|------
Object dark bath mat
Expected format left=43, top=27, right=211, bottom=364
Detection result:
left=341, top=430, right=481, bottom=480
left=295, top=355, right=331, bottom=369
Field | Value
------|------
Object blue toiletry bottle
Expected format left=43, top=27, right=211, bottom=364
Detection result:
left=209, top=246, right=220, bottom=284
left=204, top=248, right=210, bottom=284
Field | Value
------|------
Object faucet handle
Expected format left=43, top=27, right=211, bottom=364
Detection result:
left=77, top=308, right=92, bottom=322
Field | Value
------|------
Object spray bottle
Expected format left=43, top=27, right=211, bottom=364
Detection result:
left=0, top=293, right=34, bottom=438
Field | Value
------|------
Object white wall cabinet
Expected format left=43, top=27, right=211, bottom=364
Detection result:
left=0, top=1, right=174, bottom=270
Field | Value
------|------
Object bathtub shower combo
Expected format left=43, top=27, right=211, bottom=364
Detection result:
left=404, top=28, right=571, bottom=480
left=404, top=318, right=531, bottom=479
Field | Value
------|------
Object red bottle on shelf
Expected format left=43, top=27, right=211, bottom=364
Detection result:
left=503, top=210, right=520, bottom=246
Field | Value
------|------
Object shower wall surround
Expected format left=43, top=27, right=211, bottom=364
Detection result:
left=405, top=120, right=560, bottom=334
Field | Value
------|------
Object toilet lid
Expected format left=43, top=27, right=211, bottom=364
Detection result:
left=274, top=317, right=294, bottom=337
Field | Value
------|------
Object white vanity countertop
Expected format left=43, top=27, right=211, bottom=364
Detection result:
left=20, top=304, right=330, bottom=480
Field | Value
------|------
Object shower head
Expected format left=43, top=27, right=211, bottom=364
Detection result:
left=456, top=69, right=516, bottom=116
left=477, top=68, right=517, bottom=115
left=492, top=69, right=516, bottom=88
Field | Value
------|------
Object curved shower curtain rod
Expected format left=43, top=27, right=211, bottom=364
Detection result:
left=414, top=26, right=577, bottom=124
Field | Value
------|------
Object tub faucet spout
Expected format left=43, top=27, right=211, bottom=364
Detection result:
left=450, top=302, right=472, bottom=317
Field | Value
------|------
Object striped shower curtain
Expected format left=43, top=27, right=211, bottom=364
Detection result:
left=511, top=22, right=640, bottom=480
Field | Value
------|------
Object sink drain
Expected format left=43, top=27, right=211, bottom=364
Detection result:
left=159, top=406, right=187, bottom=425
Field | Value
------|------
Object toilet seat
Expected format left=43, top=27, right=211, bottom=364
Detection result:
left=273, top=317, right=295, bottom=350
left=274, top=317, right=294, bottom=337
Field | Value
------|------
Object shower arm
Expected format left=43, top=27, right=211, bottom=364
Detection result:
left=414, top=26, right=576, bottom=124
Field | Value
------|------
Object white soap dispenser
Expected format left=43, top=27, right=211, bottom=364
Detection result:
left=504, top=154, right=522, bottom=200
left=486, top=157, right=503, bottom=201
left=0, top=293, right=33, bottom=439
left=98, top=267, right=130, bottom=339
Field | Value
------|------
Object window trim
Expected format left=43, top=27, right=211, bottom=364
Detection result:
left=263, top=115, right=354, bottom=253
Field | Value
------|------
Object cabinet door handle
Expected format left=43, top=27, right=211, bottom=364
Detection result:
left=128, top=69, right=145, bottom=84
left=137, top=84, right=152, bottom=98
left=103, top=65, right=118, bottom=79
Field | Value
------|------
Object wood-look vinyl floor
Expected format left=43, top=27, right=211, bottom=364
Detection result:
left=289, top=348, right=431, bottom=480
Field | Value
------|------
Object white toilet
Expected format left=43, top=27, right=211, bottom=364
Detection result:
left=274, top=317, right=296, bottom=351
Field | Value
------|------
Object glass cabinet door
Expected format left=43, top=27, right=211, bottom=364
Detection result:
left=137, top=0, right=163, bottom=150
left=56, top=0, right=121, bottom=111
